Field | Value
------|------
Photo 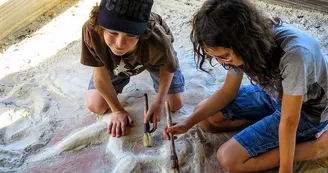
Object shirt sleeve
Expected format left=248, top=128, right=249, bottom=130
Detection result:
left=80, top=24, right=104, bottom=67
left=227, top=67, right=243, bottom=76
left=155, top=45, right=178, bottom=73
left=280, top=47, right=315, bottom=95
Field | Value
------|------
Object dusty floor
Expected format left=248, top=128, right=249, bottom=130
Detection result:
left=0, top=0, right=328, bottom=172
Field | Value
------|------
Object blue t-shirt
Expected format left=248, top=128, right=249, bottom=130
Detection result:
left=228, top=23, right=328, bottom=123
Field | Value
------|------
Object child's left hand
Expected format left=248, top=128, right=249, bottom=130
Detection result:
left=144, top=99, right=165, bottom=133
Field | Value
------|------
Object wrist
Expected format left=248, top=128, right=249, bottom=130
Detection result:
left=103, top=95, right=124, bottom=113
left=279, top=168, right=292, bottom=173
left=184, top=119, right=194, bottom=129
left=111, top=107, right=125, bottom=113
left=279, top=162, right=293, bottom=173
left=154, top=95, right=165, bottom=104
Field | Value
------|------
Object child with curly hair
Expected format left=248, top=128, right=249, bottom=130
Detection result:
left=165, top=0, right=328, bottom=172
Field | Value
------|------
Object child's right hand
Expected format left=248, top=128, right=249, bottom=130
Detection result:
left=163, top=121, right=191, bottom=140
left=108, top=109, right=134, bottom=137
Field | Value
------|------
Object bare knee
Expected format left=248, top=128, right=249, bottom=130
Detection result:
left=170, top=99, right=184, bottom=112
left=196, top=111, right=225, bottom=133
left=168, top=93, right=184, bottom=112
left=217, top=139, right=250, bottom=172
left=217, top=143, right=239, bottom=172
left=87, top=89, right=108, bottom=114
left=87, top=102, right=108, bottom=114
left=197, top=119, right=216, bottom=132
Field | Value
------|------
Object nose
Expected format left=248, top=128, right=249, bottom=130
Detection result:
left=116, top=35, right=126, bottom=48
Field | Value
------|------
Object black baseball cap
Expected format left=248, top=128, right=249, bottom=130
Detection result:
left=97, top=0, right=154, bottom=35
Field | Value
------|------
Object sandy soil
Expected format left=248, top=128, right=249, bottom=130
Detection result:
left=0, top=0, right=327, bottom=172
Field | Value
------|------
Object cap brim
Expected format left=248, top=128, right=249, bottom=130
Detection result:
left=97, top=7, right=148, bottom=36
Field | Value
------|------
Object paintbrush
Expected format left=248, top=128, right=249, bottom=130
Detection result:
left=165, top=101, right=180, bottom=173
left=143, top=93, right=152, bottom=147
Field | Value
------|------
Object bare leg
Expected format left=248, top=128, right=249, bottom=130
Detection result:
left=87, top=90, right=183, bottom=114
left=217, top=130, right=328, bottom=173
left=167, top=92, right=184, bottom=112
left=87, top=89, right=109, bottom=114
left=195, top=99, right=255, bottom=133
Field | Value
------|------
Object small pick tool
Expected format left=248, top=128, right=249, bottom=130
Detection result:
left=143, top=93, right=152, bottom=147
left=165, top=101, right=180, bottom=173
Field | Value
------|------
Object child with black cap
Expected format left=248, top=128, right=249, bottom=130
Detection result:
left=81, top=0, right=185, bottom=138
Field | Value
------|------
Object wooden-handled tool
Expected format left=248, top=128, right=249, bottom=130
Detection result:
left=165, top=101, right=180, bottom=173
left=143, top=93, right=152, bottom=147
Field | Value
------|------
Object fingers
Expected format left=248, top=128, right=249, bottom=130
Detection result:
left=121, top=121, right=126, bottom=136
left=150, top=116, right=158, bottom=133
left=108, top=122, right=113, bottom=134
left=166, top=122, right=177, bottom=133
left=163, top=125, right=170, bottom=140
left=163, top=125, right=178, bottom=140
left=150, top=113, right=162, bottom=133
left=110, top=123, right=123, bottom=138
left=128, top=115, right=134, bottom=127
left=116, top=123, right=121, bottom=137
left=144, top=110, right=151, bottom=124
left=112, top=123, right=117, bottom=137
left=166, top=126, right=173, bottom=134
left=167, top=123, right=182, bottom=135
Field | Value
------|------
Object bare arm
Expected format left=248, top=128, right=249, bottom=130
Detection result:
left=94, top=66, right=134, bottom=137
left=156, top=67, right=174, bottom=103
left=184, top=73, right=243, bottom=128
left=93, top=66, right=123, bottom=112
left=145, top=66, right=174, bottom=132
left=279, top=93, right=303, bottom=173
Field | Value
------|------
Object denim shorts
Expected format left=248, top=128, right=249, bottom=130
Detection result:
left=88, top=65, right=185, bottom=94
left=221, top=85, right=328, bottom=157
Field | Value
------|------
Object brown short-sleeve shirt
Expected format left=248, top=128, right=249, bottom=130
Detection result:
left=80, top=12, right=178, bottom=77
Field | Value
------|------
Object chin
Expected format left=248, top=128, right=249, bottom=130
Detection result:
left=113, top=52, right=125, bottom=56
left=112, top=50, right=127, bottom=56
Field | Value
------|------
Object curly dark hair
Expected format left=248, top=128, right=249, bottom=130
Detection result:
left=190, top=0, right=283, bottom=85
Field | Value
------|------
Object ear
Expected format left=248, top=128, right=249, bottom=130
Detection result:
left=226, top=56, right=233, bottom=62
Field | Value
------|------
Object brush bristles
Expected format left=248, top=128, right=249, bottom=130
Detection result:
left=143, top=132, right=152, bottom=147
left=170, top=159, right=179, bottom=169
left=169, top=168, right=180, bottom=173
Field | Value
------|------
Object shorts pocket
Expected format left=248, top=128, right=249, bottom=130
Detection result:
left=233, top=85, right=267, bottom=111
left=297, top=114, right=317, bottom=134
left=242, top=85, right=262, bottom=93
